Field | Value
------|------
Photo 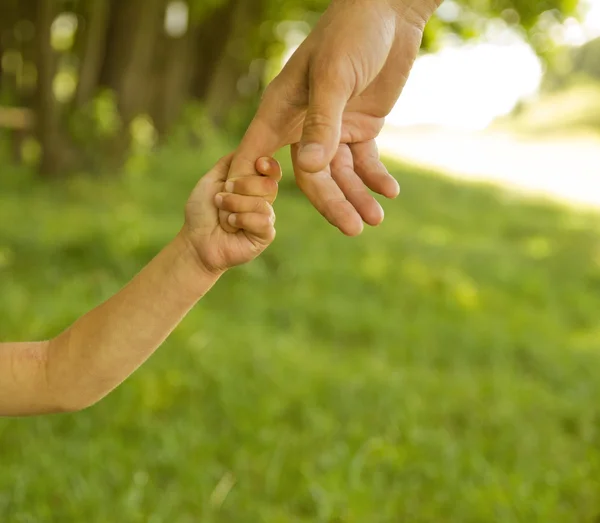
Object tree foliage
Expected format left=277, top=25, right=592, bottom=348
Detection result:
left=0, top=0, right=583, bottom=176
left=424, top=0, right=580, bottom=52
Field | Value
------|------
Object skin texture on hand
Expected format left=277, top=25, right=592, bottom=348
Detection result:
left=223, top=0, right=440, bottom=236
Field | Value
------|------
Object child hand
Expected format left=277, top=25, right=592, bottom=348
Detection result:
left=182, top=154, right=281, bottom=276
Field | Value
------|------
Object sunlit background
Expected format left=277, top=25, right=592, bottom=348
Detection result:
left=391, top=0, right=600, bottom=130
left=380, top=0, right=600, bottom=208
left=277, top=0, right=600, bottom=131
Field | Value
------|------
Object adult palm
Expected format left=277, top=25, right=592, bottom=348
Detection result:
left=222, top=0, right=440, bottom=235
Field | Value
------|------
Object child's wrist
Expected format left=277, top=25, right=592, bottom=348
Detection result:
left=174, top=229, right=225, bottom=288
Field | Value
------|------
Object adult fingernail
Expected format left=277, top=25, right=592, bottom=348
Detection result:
left=215, top=194, right=223, bottom=206
left=225, top=181, right=234, bottom=193
left=228, top=214, right=237, bottom=226
left=259, top=158, right=270, bottom=172
left=298, top=143, right=325, bottom=165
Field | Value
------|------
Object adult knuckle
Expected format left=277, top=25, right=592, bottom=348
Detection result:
left=354, top=151, right=380, bottom=173
left=311, top=52, right=345, bottom=82
left=304, top=110, right=336, bottom=131
left=311, top=51, right=354, bottom=92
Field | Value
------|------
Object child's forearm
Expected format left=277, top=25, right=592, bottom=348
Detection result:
left=0, top=231, right=220, bottom=417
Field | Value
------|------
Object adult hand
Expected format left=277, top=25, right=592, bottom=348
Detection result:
left=222, top=0, right=441, bottom=236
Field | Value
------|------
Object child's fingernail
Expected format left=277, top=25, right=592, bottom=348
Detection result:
left=215, top=194, right=223, bottom=206
left=225, top=181, right=234, bottom=193
left=228, top=214, right=237, bottom=227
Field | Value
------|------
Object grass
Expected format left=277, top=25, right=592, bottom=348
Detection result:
left=2, top=139, right=600, bottom=522
left=493, top=80, right=600, bottom=138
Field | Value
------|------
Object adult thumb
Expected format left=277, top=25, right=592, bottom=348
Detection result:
left=297, top=75, right=349, bottom=174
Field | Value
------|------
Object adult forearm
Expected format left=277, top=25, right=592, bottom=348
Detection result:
left=0, top=231, right=218, bottom=417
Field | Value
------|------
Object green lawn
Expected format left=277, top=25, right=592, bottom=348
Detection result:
left=1, top=141, right=600, bottom=522
left=493, top=80, right=600, bottom=138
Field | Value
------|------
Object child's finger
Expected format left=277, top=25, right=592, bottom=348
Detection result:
left=225, top=176, right=278, bottom=202
left=228, top=212, right=276, bottom=239
left=215, top=193, right=271, bottom=215
left=255, top=157, right=282, bottom=182
left=219, top=156, right=279, bottom=234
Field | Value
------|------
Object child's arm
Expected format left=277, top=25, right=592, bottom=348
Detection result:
left=0, top=155, right=281, bottom=417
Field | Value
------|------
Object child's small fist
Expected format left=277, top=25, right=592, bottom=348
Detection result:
left=182, top=155, right=281, bottom=276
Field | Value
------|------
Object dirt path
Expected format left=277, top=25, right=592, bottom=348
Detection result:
left=377, top=126, right=600, bottom=210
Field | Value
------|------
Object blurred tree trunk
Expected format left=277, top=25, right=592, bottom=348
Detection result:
left=0, top=5, right=8, bottom=93
left=1, top=0, right=39, bottom=161
left=97, top=0, right=123, bottom=91
left=17, top=0, right=38, bottom=105
left=93, top=0, right=166, bottom=164
left=0, top=3, right=15, bottom=102
left=35, top=0, right=68, bottom=176
left=189, top=1, right=237, bottom=102
left=75, top=0, right=111, bottom=108
left=151, top=4, right=196, bottom=138
left=151, top=0, right=241, bottom=138
left=203, top=0, right=268, bottom=127
left=102, top=0, right=166, bottom=125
